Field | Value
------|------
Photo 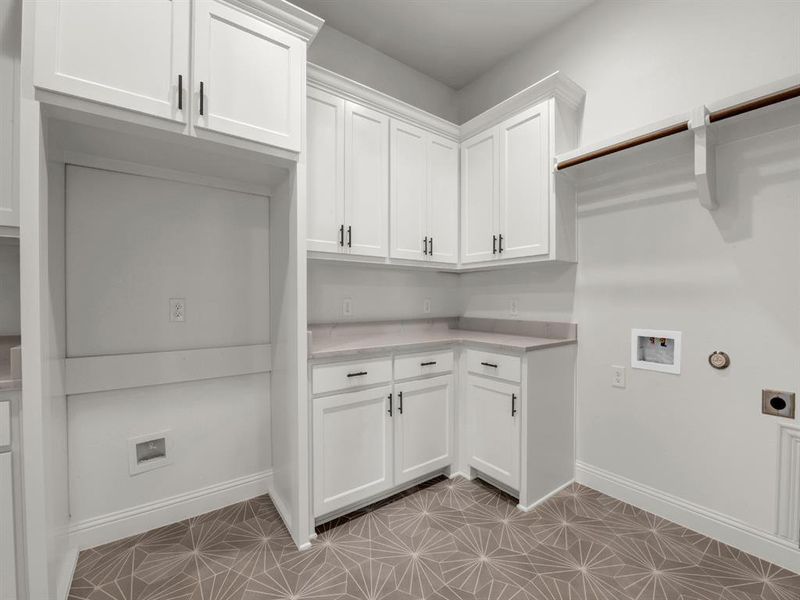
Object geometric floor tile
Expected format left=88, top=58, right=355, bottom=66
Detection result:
left=69, top=478, right=800, bottom=600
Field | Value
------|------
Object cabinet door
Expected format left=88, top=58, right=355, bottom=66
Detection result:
left=427, top=135, right=459, bottom=264
left=467, top=375, right=520, bottom=490
left=34, top=0, right=189, bottom=122
left=394, top=375, right=453, bottom=485
left=194, top=0, right=303, bottom=151
left=345, top=102, right=389, bottom=258
left=499, top=102, right=550, bottom=259
left=390, top=120, right=427, bottom=261
left=307, top=88, right=345, bottom=253
left=0, top=453, right=15, bottom=600
left=461, top=129, right=499, bottom=264
left=313, top=386, right=393, bottom=517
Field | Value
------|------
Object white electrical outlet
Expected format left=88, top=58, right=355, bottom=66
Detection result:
left=423, top=298, right=432, bottom=314
left=169, top=298, right=185, bottom=322
left=342, top=297, right=353, bottom=317
left=612, top=365, right=626, bottom=388
left=510, top=298, right=519, bottom=316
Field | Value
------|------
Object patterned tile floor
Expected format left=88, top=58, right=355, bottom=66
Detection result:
left=68, top=476, right=800, bottom=600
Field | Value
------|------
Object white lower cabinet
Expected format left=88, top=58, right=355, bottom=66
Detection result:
left=466, top=374, right=520, bottom=490
left=312, top=385, right=394, bottom=517
left=394, top=375, right=453, bottom=485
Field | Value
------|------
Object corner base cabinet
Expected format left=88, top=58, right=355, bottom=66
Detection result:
left=310, top=340, right=576, bottom=522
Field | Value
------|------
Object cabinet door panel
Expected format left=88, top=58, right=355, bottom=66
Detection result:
left=34, top=0, right=189, bottom=122
left=307, top=88, right=345, bottom=253
left=395, top=375, right=453, bottom=484
left=0, top=0, right=16, bottom=228
left=428, top=135, right=459, bottom=264
left=461, top=130, right=498, bottom=264
left=345, top=102, right=389, bottom=258
left=467, top=376, right=520, bottom=490
left=194, top=0, right=302, bottom=150
left=499, top=103, right=550, bottom=259
left=313, top=386, right=393, bottom=517
left=390, top=121, right=427, bottom=261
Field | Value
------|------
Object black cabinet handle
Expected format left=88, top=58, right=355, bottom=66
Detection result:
left=493, top=235, right=497, bottom=254
left=420, top=361, right=437, bottom=366
left=178, top=74, right=183, bottom=110
left=423, top=236, right=428, bottom=255
left=511, top=393, right=517, bottom=416
left=429, top=237, right=433, bottom=255
left=480, top=361, right=498, bottom=368
left=347, top=225, right=352, bottom=248
left=498, top=234, right=504, bottom=253
left=346, top=371, right=367, bottom=378
left=339, top=224, right=344, bottom=247
left=398, top=391, right=403, bottom=414
left=199, top=81, right=205, bottom=115
left=387, top=393, right=393, bottom=416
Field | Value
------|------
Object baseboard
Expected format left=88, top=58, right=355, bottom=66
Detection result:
left=69, top=470, right=273, bottom=551
left=57, top=547, right=79, bottom=600
left=518, top=479, right=573, bottom=512
left=575, top=461, right=800, bottom=574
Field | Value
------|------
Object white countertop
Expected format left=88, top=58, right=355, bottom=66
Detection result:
left=309, top=318, right=576, bottom=360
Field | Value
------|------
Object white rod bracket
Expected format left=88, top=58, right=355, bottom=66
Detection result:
left=689, top=106, right=717, bottom=210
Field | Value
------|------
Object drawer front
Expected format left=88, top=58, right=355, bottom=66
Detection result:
left=312, top=357, right=392, bottom=396
left=0, top=401, right=8, bottom=448
left=394, top=350, right=454, bottom=381
left=466, top=349, right=521, bottom=383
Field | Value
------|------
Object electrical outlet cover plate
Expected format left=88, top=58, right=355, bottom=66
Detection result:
left=169, top=298, right=185, bottom=322
left=762, top=390, right=795, bottom=419
left=612, top=365, right=626, bottom=388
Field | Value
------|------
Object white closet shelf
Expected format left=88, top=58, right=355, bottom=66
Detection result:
left=555, top=74, right=800, bottom=210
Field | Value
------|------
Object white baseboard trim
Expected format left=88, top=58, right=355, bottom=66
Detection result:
left=518, top=479, right=573, bottom=512
left=69, top=470, right=273, bottom=551
left=575, top=461, right=800, bottom=574
left=57, top=547, right=79, bottom=600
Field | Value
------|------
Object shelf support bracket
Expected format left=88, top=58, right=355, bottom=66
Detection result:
left=689, top=106, right=717, bottom=210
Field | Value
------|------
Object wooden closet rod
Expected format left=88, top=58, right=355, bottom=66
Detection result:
left=556, top=83, right=800, bottom=171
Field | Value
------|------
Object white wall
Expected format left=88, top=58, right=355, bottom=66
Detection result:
left=456, top=0, right=800, bottom=562
left=308, top=262, right=460, bottom=323
left=457, top=0, right=800, bottom=137
left=64, top=166, right=272, bottom=531
left=0, top=241, right=19, bottom=335
left=66, top=166, right=269, bottom=356
left=308, top=25, right=458, bottom=123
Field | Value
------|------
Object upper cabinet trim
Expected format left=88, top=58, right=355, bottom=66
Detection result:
left=308, top=63, right=460, bottom=141
left=460, top=71, right=586, bottom=140
left=223, top=0, right=324, bottom=44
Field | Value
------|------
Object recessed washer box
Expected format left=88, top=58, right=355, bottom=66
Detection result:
left=631, top=329, right=682, bottom=374
left=128, top=430, right=172, bottom=475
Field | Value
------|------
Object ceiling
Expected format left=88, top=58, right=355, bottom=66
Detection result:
left=293, top=0, right=593, bottom=89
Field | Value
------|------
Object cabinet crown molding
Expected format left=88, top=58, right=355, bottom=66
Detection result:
left=460, top=71, right=586, bottom=140
left=307, top=63, right=460, bottom=141
left=223, top=0, right=324, bottom=44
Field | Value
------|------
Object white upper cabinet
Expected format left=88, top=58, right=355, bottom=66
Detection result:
left=193, top=0, right=303, bottom=151
left=391, top=121, right=458, bottom=264
left=0, top=0, right=18, bottom=229
left=307, top=88, right=345, bottom=253
left=34, top=0, right=190, bottom=122
left=345, top=102, right=389, bottom=258
left=427, top=136, right=459, bottom=264
left=499, top=103, right=550, bottom=259
left=390, top=121, right=428, bottom=261
left=306, top=90, right=389, bottom=259
left=461, top=129, right=499, bottom=264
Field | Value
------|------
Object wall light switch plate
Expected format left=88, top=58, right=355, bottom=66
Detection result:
left=612, top=365, right=626, bottom=388
left=342, top=297, right=353, bottom=317
left=169, top=298, right=185, bottom=322
left=423, top=298, right=432, bottom=314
